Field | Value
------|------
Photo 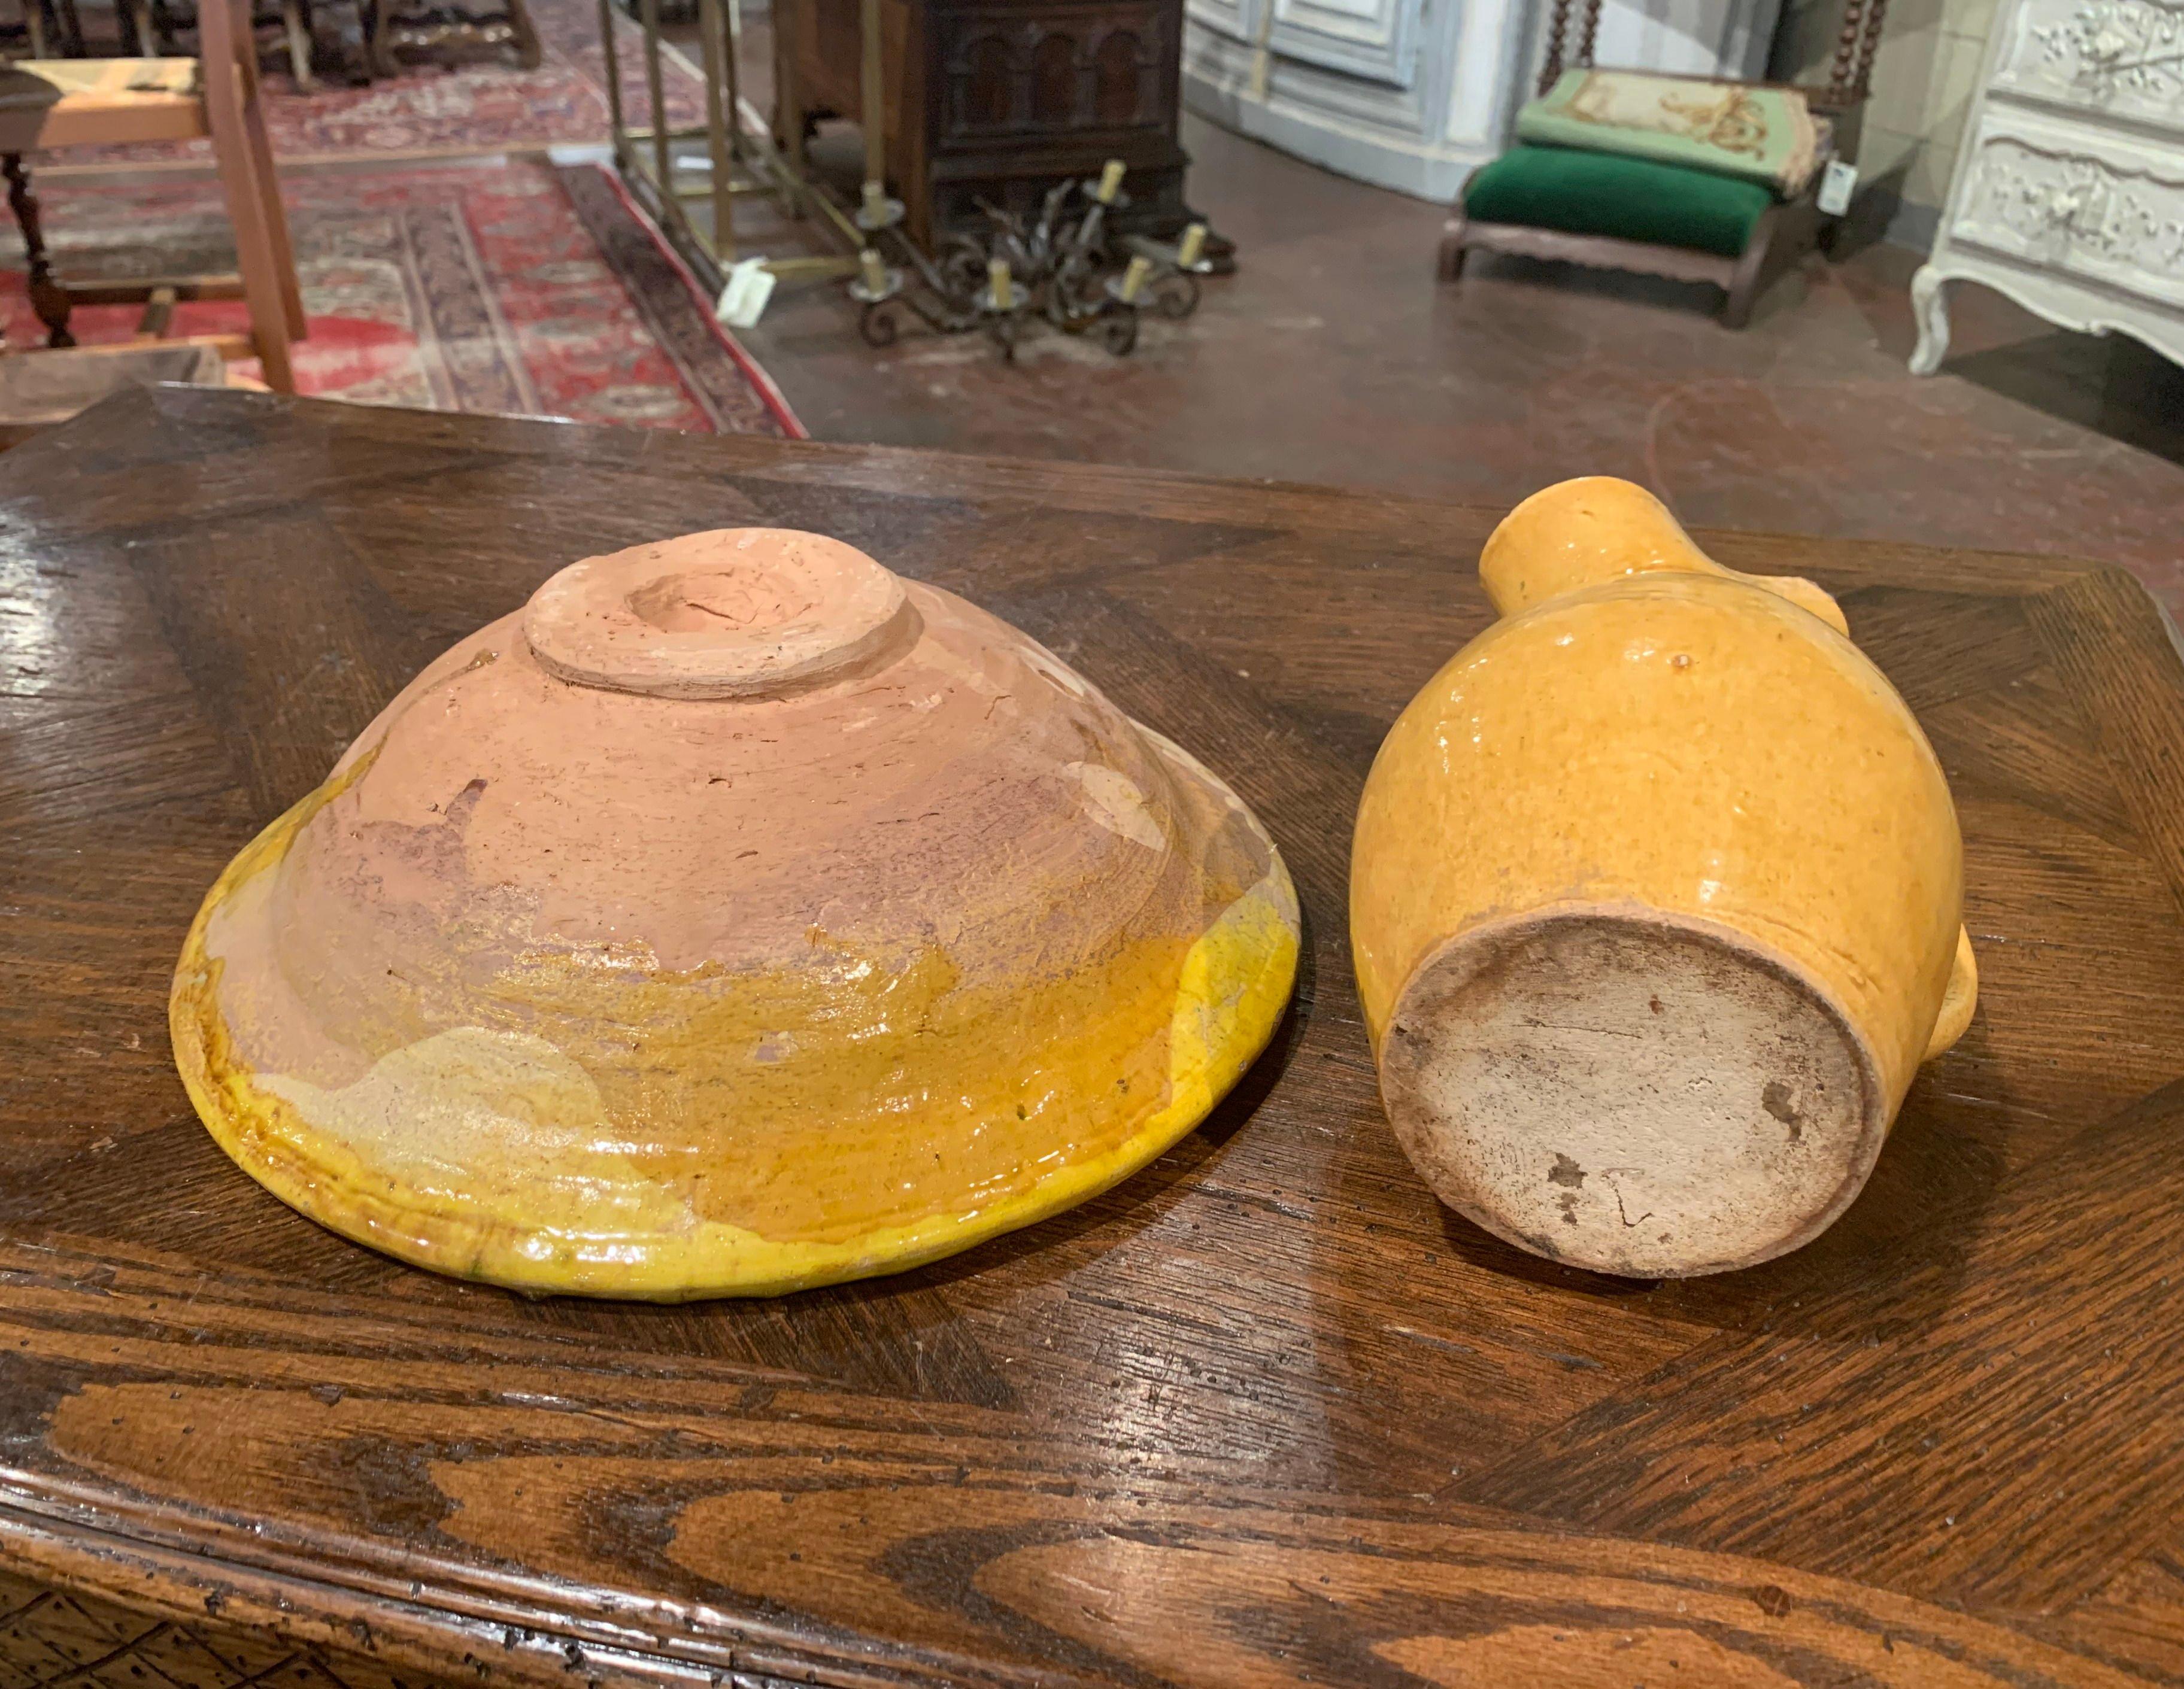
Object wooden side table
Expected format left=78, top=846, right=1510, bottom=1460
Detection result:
left=772, top=0, right=1220, bottom=257
left=2, top=387, right=2181, bottom=1687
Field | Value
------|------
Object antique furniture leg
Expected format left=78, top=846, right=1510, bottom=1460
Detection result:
left=1437, top=223, right=1467, bottom=280
left=1909, top=264, right=1951, bottom=374
left=369, top=0, right=396, bottom=78
left=775, top=0, right=808, bottom=201
left=136, top=282, right=178, bottom=338
left=596, top=0, right=626, bottom=163
left=201, top=0, right=302, bottom=388
left=119, top=0, right=148, bottom=50
left=247, top=95, right=305, bottom=335
left=329, top=0, right=369, bottom=83
left=5, top=152, right=75, bottom=350
left=639, top=0, right=671, bottom=209
left=281, top=0, right=317, bottom=88
left=858, top=0, right=884, bottom=211
left=1720, top=203, right=1779, bottom=329
left=697, top=0, right=735, bottom=262
left=506, top=0, right=539, bottom=71
left=221, top=0, right=309, bottom=344
left=1437, top=170, right=1477, bottom=281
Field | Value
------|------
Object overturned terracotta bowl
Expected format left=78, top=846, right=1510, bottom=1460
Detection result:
left=172, top=530, right=1299, bottom=1299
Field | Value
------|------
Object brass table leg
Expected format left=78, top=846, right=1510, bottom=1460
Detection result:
left=777, top=0, right=806, bottom=203
left=596, top=0, right=626, bottom=164
left=696, top=0, right=735, bottom=263
left=640, top=0, right=671, bottom=205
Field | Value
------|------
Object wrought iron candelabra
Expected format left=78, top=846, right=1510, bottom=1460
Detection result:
left=847, top=160, right=1212, bottom=361
left=603, top=0, right=1219, bottom=362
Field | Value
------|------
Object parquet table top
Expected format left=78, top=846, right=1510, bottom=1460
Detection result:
left=3, top=387, right=2182, bottom=1687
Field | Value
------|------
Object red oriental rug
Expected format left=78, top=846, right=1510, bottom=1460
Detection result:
left=0, top=158, right=801, bottom=436
left=39, top=0, right=705, bottom=171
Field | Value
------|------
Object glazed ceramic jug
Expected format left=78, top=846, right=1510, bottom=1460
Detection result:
left=1351, top=478, right=1976, bottom=1278
left=173, top=529, right=1299, bottom=1299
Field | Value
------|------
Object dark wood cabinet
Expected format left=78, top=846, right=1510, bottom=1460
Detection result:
left=774, top=0, right=1204, bottom=253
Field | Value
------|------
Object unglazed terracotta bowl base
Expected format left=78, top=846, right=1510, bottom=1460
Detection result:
left=169, top=528, right=1299, bottom=1301
left=172, top=739, right=1297, bottom=1301
left=1377, top=908, right=1885, bottom=1278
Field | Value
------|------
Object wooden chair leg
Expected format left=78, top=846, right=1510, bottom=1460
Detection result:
left=228, top=10, right=310, bottom=341
left=200, top=0, right=301, bottom=390
left=1723, top=195, right=1821, bottom=329
left=4, top=153, right=75, bottom=350
left=243, top=113, right=308, bottom=344
left=1439, top=172, right=1480, bottom=284
left=1438, top=216, right=1469, bottom=281
left=1720, top=206, right=1777, bottom=329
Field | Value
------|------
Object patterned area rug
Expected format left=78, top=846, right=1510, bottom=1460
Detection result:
left=40, top=0, right=705, bottom=170
left=0, top=159, right=801, bottom=435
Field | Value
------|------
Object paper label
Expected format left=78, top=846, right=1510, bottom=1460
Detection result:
left=716, top=257, right=776, bottom=329
left=1818, top=159, right=1858, bottom=216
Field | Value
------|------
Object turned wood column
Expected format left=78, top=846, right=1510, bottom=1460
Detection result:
left=4, top=151, right=74, bottom=349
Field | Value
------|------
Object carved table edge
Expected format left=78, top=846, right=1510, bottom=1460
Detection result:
left=0, top=1481, right=979, bottom=1689
left=1, top=1471, right=2168, bottom=1688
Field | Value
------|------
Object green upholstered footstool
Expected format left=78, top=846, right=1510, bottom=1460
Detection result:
left=1439, top=144, right=1825, bottom=329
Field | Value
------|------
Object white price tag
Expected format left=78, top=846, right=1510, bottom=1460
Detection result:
left=1818, top=159, right=1858, bottom=217
left=716, top=257, right=776, bottom=329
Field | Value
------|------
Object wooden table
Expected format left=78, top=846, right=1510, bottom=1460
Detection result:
left=4, top=387, right=2182, bottom=1688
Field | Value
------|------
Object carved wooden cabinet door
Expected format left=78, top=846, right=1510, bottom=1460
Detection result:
left=941, top=4, right=1169, bottom=138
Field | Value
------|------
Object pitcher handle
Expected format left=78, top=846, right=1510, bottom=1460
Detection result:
left=1924, top=927, right=1978, bottom=1061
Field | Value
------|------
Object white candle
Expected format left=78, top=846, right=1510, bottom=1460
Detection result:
left=861, top=181, right=888, bottom=224
left=1118, top=255, right=1152, bottom=303
left=860, top=247, right=887, bottom=294
left=1177, top=223, right=1206, bottom=268
left=1097, top=160, right=1125, bottom=204
left=988, top=257, right=1012, bottom=305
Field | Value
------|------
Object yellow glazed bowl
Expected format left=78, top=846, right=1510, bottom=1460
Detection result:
left=172, top=529, right=1298, bottom=1299
left=1351, top=478, right=1974, bottom=1278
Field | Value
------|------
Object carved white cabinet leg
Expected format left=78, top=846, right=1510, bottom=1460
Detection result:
left=1909, top=265, right=1952, bottom=375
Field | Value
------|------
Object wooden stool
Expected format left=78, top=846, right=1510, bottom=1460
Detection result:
left=1436, top=0, right=1886, bottom=327
left=0, top=11, right=307, bottom=389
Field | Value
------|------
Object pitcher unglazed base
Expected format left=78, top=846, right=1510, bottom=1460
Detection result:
left=1378, top=906, right=1887, bottom=1278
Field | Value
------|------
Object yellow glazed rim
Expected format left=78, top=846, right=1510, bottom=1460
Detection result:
left=170, top=742, right=1300, bottom=1302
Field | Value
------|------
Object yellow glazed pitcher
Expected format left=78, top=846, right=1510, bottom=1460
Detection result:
left=1351, top=478, right=1976, bottom=1278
